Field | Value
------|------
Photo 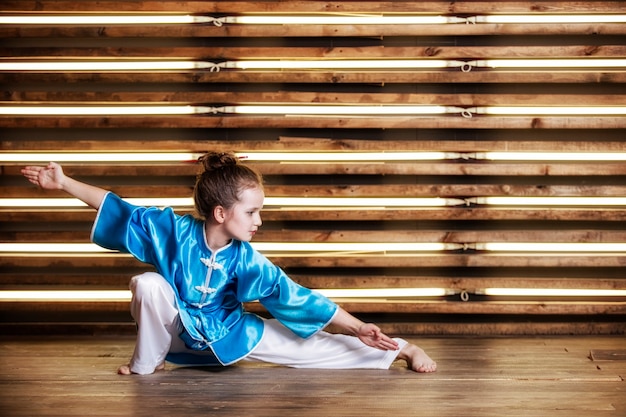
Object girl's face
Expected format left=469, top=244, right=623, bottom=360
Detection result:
left=222, top=186, right=264, bottom=242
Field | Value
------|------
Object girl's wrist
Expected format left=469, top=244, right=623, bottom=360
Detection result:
left=354, top=322, right=366, bottom=336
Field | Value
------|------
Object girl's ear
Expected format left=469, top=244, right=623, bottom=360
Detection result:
left=213, top=206, right=226, bottom=224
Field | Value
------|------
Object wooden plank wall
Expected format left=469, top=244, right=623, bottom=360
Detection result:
left=0, top=1, right=625, bottom=335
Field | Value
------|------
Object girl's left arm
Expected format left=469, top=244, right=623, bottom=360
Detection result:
left=331, top=307, right=399, bottom=351
left=247, top=246, right=397, bottom=350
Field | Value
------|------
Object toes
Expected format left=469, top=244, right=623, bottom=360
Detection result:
left=415, top=362, right=437, bottom=373
left=117, top=362, right=164, bottom=375
left=423, top=363, right=437, bottom=373
left=117, top=364, right=131, bottom=375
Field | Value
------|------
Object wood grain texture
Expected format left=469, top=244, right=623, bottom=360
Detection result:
left=0, top=336, right=624, bottom=417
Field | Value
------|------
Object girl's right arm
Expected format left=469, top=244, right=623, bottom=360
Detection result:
left=22, top=162, right=107, bottom=210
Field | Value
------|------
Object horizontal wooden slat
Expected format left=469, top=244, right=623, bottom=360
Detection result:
left=2, top=321, right=623, bottom=336
left=278, top=301, right=626, bottom=315
left=376, top=321, right=625, bottom=336
left=272, top=255, right=626, bottom=269
left=3, top=92, right=624, bottom=105
left=4, top=46, right=626, bottom=58
left=2, top=116, right=625, bottom=129
left=2, top=320, right=621, bottom=336
left=1, top=300, right=624, bottom=316
left=5, top=229, right=626, bottom=243
left=285, top=275, right=626, bottom=291
left=2, top=71, right=626, bottom=85
left=4, top=208, right=626, bottom=223
left=4, top=138, right=625, bottom=152
left=5, top=161, right=626, bottom=176
left=2, top=274, right=624, bottom=290
left=6, top=184, right=626, bottom=198
left=2, top=254, right=626, bottom=269
left=2, top=23, right=626, bottom=38
left=2, top=1, right=624, bottom=14
left=255, top=229, right=626, bottom=242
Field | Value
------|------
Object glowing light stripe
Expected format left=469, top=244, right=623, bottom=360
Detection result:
left=219, top=105, right=455, bottom=115
left=473, top=15, right=626, bottom=24
left=467, top=197, right=626, bottom=206
left=481, top=288, right=626, bottom=297
left=0, top=15, right=212, bottom=25
left=471, top=106, right=626, bottom=116
left=316, top=288, right=449, bottom=298
left=239, top=151, right=458, bottom=161
left=471, top=243, right=626, bottom=252
left=0, top=243, right=113, bottom=253
left=472, top=152, right=626, bottom=161
left=0, top=105, right=457, bottom=116
left=0, top=106, right=212, bottom=116
left=0, top=290, right=132, bottom=302
left=219, top=60, right=462, bottom=70
left=4, top=196, right=623, bottom=209
left=474, top=59, right=626, bottom=69
left=2, top=151, right=456, bottom=163
left=1, top=152, right=201, bottom=163
left=0, top=288, right=626, bottom=302
left=0, top=61, right=217, bottom=71
left=0, top=60, right=458, bottom=72
left=0, top=197, right=463, bottom=208
left=251, top=242, right=462, bottom=252
left=0, top=198, right=194, bottom=208
left=0, top=199, right=86, bottom=208
left=0, top=242, right=462, bottom=254
left=2, top=287, right=622, bottom=302
left=2, top=13, right=624, bottom=27
left=5, top=151, right=626, bottom=163
left=220, top=15, right=461, bottom=25
left=264, top=197, right=466, bottom=207
left=8, top=105, right=621, bottom=117
left=5, top=242, right=623, bottom=253
left=0, top=288, right=451, bottom=302
left=5, top=59, right=625, bottom=73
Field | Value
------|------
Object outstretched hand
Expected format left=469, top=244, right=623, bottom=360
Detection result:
left=21, top=162, right=66, bottom=190
left=356, top=323, right=399, bottom=351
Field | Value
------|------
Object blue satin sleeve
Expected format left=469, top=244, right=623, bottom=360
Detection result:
left=90, top=192, right=176, bottom=266
left=234, top=243, right=338, bottom=339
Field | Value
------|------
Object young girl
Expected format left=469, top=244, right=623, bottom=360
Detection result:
left=22, top=152, right=437, bottom=375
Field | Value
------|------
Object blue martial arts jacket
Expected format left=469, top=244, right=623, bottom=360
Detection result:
left=91, top=192, right=338, bottom=365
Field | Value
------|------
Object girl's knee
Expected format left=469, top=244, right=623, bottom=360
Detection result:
left=128, top=272, right=177, bottom=320
left=130, top=272, right=167, bottom=297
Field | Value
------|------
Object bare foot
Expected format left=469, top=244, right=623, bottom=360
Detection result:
left=398, top=344, right=437, bottom=373
left=117, top=364, right=132, bottom=375
left=117, top=362, right=165, bottom=375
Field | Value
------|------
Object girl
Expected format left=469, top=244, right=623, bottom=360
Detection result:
left=22, top=152, right=437, bottom=375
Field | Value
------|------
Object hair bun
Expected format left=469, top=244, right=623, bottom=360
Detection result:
left=199, top=152, right=238, bottom=172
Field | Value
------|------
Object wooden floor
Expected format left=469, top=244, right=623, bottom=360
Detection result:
left=0, top=335, right=624, bottom=417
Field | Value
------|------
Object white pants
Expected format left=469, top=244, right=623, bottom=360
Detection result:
left=128, top=272, right=406, bottom=375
